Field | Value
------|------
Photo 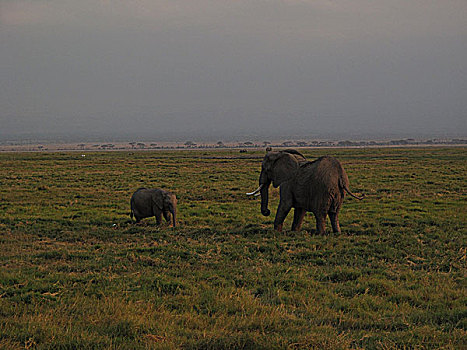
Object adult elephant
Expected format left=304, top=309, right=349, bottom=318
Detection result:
left=247, top=149, right=362, bottom=234
left=130, top=188, right=177, bottom=227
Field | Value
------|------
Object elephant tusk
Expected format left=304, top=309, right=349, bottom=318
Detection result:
left=246, top=184, right=264, bottom=196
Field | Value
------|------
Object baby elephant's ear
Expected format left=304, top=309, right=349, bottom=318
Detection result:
left=165, top=193, right=176, bottom=206
left=152, top=191, right=164, bottom=210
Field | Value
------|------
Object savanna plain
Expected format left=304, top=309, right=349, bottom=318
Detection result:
left=0, top=147, right=466, bottom=349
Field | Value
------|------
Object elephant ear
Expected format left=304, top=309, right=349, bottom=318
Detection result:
left=152, top=191, right=164, bottom=210
left=164, top=193, right=176, bottom=208
left=268, top=152, right=300, bottom=188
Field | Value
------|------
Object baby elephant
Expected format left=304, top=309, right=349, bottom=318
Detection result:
left=130, top=188, right=177, bottom=227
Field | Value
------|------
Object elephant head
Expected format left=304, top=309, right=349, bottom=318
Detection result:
left=247, top=149, right=306, bottom=216
left=155, top=191, right=177, bottom=227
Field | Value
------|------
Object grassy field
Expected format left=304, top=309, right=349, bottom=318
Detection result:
left=0, top=147, right=465, bottom=349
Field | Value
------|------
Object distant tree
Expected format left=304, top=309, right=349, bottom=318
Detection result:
left=78, top=143, right=86, bottom=149
left=137, top=142, right=146, bottom=148
left=129, top=142, right=136, bottom=148
left=297, top=141, right=308, bottom=147
left=244, top=141, right=253, bottom=146
left=282, top=141, right=294, bottom=147
left=216, top=141, right=225, bottom=147
left=150, top=143, right=158, bottom=147
left=184, top=141, right=196, bottom=147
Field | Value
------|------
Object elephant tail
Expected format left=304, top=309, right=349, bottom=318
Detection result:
left=344, top=186, right=364, bottom=200
left=130, top=198, right=135, bottom=220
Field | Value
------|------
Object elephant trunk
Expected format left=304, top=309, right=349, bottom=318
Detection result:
left=171, top=208, right=176, bottom=227
left=260, top=184, right=271, bottom=216
left=259, top=169, right=271, bottom=216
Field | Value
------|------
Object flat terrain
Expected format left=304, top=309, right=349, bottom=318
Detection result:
left=0, top=148, right=466, bottom=349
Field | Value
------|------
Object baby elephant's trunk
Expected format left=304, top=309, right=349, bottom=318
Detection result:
left=171, top=209, right=176, bottom=227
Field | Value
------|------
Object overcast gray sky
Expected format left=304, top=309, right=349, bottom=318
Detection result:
left=1, top=0, right=466, bottom=141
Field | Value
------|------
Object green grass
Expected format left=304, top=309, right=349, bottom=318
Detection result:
left=0, top=148, right=466, bottom=349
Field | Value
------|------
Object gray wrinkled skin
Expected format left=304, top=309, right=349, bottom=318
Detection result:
left=130, top=188, right=177, bottom=227
left=258, top=150, right=362, bottom=234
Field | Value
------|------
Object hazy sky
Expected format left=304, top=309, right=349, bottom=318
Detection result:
left=1, top=0, right=466, bottom=141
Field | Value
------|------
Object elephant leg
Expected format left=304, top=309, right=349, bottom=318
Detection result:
left=274, top=202, right=292, bottom=232
left=154, top=210, right=162, bottom=225
left=291, top=208, right=306, bottom=231
left=314, top=212, right=327, bottom=235
left=329, top=211, right=341, bottom=233
left=132, top=210, right=141, bottom=223
left=163, top=210, right=170, bottom=223
left=274, top=187, right=293, bottom=232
